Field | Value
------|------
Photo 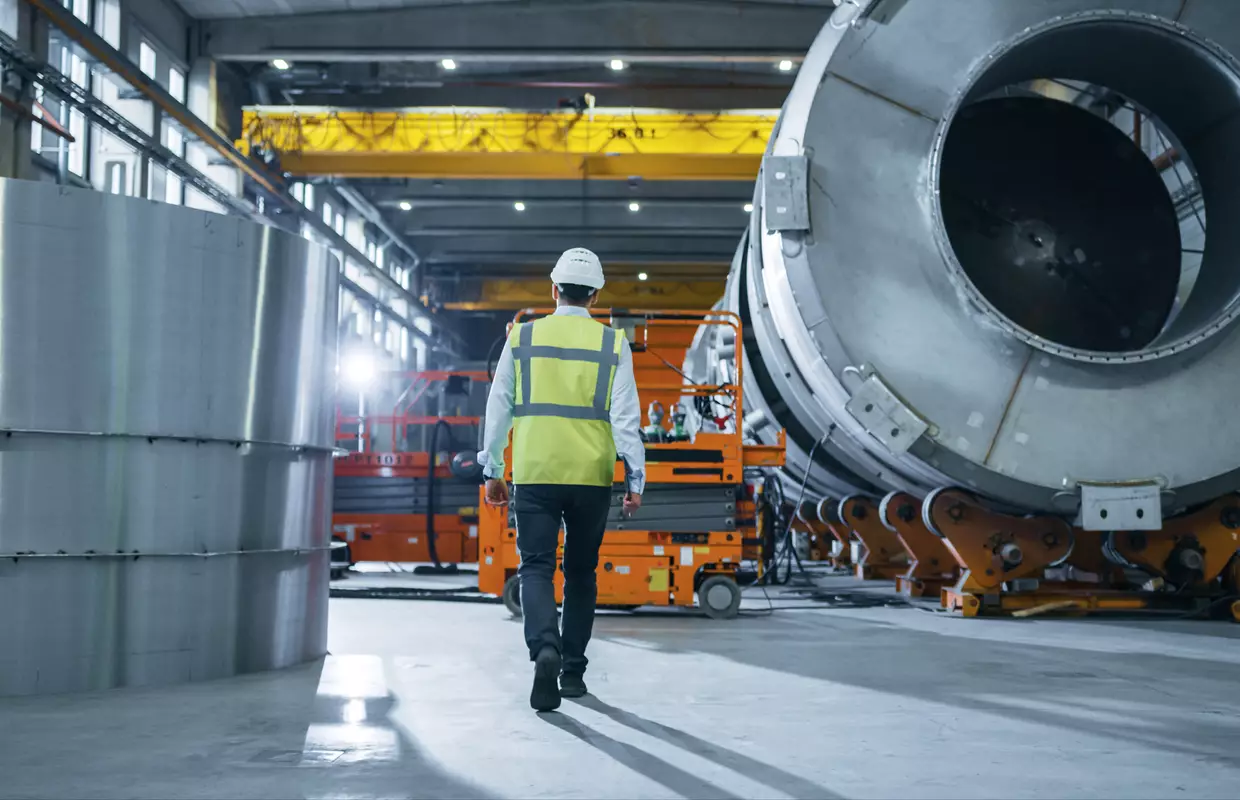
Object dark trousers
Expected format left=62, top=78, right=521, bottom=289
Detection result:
left=515, top=483, right=612, bottom=676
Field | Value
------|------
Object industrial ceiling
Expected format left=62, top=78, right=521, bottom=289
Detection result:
left=172, top=0, right=837, bottom=352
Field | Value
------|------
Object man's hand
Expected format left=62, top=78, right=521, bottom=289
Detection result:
left=623, top=491, right=642, bottom=517
left=485, top=478, right=510, bottom=506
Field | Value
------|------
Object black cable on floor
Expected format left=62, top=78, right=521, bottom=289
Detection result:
left=762, top=428, right=832, bottom=587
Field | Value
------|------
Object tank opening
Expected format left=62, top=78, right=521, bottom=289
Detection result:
left=937, top=17, right=1235, bottom=358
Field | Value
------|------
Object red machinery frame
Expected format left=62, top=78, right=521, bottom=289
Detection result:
left=332, top=370, right=489, bottom=566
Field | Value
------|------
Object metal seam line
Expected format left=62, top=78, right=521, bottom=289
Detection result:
left=2, top=547, right=332, bottom=560
left=0, top=427, right=336, bottom=453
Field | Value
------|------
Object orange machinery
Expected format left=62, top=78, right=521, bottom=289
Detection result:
left=332, top=370, right=488, bottom=570
left=477, top=309, right=785, bottom=619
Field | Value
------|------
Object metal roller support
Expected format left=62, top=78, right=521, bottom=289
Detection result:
left=722, top=0, right=1240, bottom=518
left=0, top=180, right=338, bottom=696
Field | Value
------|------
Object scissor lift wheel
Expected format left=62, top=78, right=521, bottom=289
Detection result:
left=698, top=575, right=742, bottom=620
left=502, top=574, right=522, bottom=617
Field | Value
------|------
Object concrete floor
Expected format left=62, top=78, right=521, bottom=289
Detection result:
left=4, top=577, right=1240, bottom=800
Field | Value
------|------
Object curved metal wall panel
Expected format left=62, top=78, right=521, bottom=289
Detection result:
left=0, top=180, right=337, bottom=696
left=737, top=0, right=1240, bottom=515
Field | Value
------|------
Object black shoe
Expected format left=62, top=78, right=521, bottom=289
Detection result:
left=530, top=646, right=562, bottom=712
left=560, top=673, right=587, bottom=698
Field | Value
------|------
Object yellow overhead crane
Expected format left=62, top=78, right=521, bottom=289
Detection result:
left=437, top=277, right=727, bottom=311
left=238, top=107, right=776, bottom=180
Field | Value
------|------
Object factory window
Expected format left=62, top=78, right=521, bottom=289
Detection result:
left=292, top=182, right=304, bottom=204
left=165, top=125, right=184, bottom=156
left=139, top=41, right=157, bottom=79
left=168, top=67, right=186, bottom=104
left=67, top=110, right=86, bottom=175
left=335, top=212, right=345, bottom=236
left=322, top=201, right=333, bottom=226
left=164, top=125, right=184, bottom=204
left=96, top=0, right=120, bottom=48
left=105, top=161, right=126, bottom=195
left=69, top=0, right=89, bottom=22
left=303, top=184, right=315, bottom=210
left=366, top=242, right=377, bottom=262
left=29, top=86, right=44, bottom=152
left=165, top=172, right=183, bottom=205
left=376, top=247, right=386, bottom=269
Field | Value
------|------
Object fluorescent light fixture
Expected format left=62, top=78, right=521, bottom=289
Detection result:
left=637, top=272, right=649, bottom=281
left=398, top=201, right=412, bottom=211
left=441, top=58, right=457, bottom=70
left=271, top=58, right=291, bottom=71
left=513, top=201, right=526, bottom=212
left=744, top=202, right=754, bottom=213
left=609, top=59, right=626, bottom=71
left=628, top=202, right=641, bottom=212
left=778, top=59, right=795, bottom=72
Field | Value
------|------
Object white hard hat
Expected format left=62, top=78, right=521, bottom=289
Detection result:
left=550, top=247, right=605, bottom=290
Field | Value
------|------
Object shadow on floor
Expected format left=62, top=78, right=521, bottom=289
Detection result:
left=593, top=606, right=1240, bottom=770
left=541, top=711, right=741, bottom=800
left=0, top=657, right=496, bottom=800
left=570, top=696, right=844, bottom=800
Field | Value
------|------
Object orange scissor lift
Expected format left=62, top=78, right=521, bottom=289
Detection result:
left=332, top=370, right=489, bottom=570
left=477, top=309, right=785, bottom=619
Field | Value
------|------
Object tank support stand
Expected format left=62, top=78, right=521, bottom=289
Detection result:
left=880, top=491, right=959, bottom=598
left=841, top=495, right=909, bottom=580
left=925, top=489, right=1240, bottom=617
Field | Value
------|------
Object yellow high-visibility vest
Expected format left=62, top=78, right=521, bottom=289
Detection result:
left=509, top=314, right=624, bottom=486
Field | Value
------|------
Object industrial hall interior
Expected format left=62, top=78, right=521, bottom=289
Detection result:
left=5, top=0, right=1240, bottom=798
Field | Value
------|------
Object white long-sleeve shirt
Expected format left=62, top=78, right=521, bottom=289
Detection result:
left=478, top=305, right=646, bottom=494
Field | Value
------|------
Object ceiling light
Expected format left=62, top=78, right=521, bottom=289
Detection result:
left=398, top=201, right=412, bottom=211
left=778, top=60, right=795, bottom=72
left=609, top=59, right=626, bottom=71
left=744, top=202, right=754, bottom=213
left=513, top=201, right=526, bottom=212
left=628, top=202, right=641, bottom=212
left=271, top=58, right=291, bottom=71
left=441, top=58, right=457, bottom=70
left=637, top=272, right=649, bottom=281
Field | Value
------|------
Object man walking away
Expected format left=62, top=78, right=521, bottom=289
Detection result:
left=478, top=248, right=645, bottom=712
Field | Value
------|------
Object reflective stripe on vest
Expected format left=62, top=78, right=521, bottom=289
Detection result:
left=512, top=321, right=619, bottom=421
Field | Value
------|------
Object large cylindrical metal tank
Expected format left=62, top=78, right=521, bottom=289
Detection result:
left=728, top=0, right=1240, bottom=517
left=0, top=180, right=338, bottom=696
